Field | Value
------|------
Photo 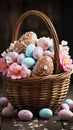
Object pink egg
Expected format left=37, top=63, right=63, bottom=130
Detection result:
left=60, top=103, right=69, bottom=110
left=37, top=37, right=50, bottom=50
left=33, top=46, right=43, bottom=60
left=69, top=103, right=73, bottom=111
left=58, top=109, right=73, bottom=120
left=7, top=51, right=18, bottom=62
left=0, top=97, right=9, bottom=106
left=17, top=53, right=25, bottom=64
left=18, top=110, right=33, bottom=121
left=43, top=50, right=54, bottom=59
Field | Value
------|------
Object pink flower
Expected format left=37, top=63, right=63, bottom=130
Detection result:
left=6, top=56, right=13, bottom=64
left=0, top=58, right=8, bottom=75
left=7, top=62, right=28, bottom=79
left=59, top=53, right=73, bottom=71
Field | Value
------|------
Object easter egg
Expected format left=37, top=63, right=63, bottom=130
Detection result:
left=68, top=102, right=73, bottom=111
left=58, top=109, right=73, bottom=120
left=18, top=110, right=33, bottom=121
left=25, top=44, right=35, bottom=57
left=2, top=106, right=15, bottom=117
left=22, top=57, right=36, bottom=68
left=39, top=108, right=53, bottom=119
left=64, top=99, right=73, bottom=105
left=0, top=97, right=9, bottom=106
left=43, top=50, right=54, bottom=59
left=33, top=46, right=43, bottom=60
left=7, top=51, right=18, bottom=62
left=17, top=53, right=25, bottom=64
left=20, top=31, right=38, bottom=46
left=32, top=56, right=54, bottom=77
left=60, top=103, right=69, bottom=110
left=37, top=37, right=51, bottom=50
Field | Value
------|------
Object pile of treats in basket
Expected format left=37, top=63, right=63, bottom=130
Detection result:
left=0, top=31, right=73, bottom=120
left=0, top=31, right=73, bottom=79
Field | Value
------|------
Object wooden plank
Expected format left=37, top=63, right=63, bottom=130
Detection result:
left=1, top=115, right=63, bottom=130
left=62, top=121, right=73, bottom=130
left=0, top=110, right=3, bottom=130
left=0, top=117, right=2, bottom=130
left=62, top=117, right=73, bottom=130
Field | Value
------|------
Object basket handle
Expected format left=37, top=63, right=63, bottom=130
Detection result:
left=12, top=10, right=60, bottom=74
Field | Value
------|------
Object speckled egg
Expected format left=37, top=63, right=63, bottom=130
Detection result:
left=18, top=110, right=33, bottom=121
left=58, top=109, right=73, bottom=120
left=39, top=108, right=53, bottom=119
left=32, top=56, right=54, bottom=77
left=64, top=99, right=73, bottom=105
left=33, top=46, right=43, bottom=60
left=43, top=50, right=54, bottom=59
left=25, top=44, right=35, bottom=57
left=22, top=57, right=36, bottom=68
left=20, top=31, right=38, bottom=46
left=0, top=97, right=9, bottom=106
left=2, top=106, right=15, bottom=117
left=17, top=53, right=25, bottom=64
left=60, top=103, right=69, bottom=110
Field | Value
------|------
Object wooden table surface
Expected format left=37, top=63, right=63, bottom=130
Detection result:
left=0, top=84, right=73, bottom=130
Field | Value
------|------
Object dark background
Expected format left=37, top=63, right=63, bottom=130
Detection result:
left=0, top=0, right=73, bottom=81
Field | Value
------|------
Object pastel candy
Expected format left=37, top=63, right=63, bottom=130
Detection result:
left=39, top=108, right=53, bottom=119
left=25, top=44, right=35, bottom=57
left=22, top=57, right=36, bottom=68
left=60, top=103, right=69, bottom=110
left=33, top=46, right=43, bottom=60
left=58, top=109, right=73, bottom=120
left=17, top=53, right=25, bottom=64
left=64, top=99, right=73, bottom=105
left=18, top=110, right=33, bottom=121
left=7, top=51, right=18, bottom=62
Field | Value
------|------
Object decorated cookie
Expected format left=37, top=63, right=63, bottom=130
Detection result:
left=32, top=56, right=54, bottom=77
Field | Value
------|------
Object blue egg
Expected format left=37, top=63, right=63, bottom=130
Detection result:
left=39, top=108, right=53, bottom=119
left=64, top=99, right=73, bottom=105
left=25, top=44, right=35, bottom=57
left=22, top=57, right=36, bottom=68
left=49, top=46, right=54, bottom=52
left=49, top=41, right=54, bottom=52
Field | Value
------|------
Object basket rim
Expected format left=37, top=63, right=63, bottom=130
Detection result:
left=1, top=69, right=73, bottom=83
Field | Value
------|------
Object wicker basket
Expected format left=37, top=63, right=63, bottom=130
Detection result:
left=2, top=10, right=73, bottom=115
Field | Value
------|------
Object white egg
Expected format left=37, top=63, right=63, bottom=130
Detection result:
left=58, top=109, right=73, bottom=120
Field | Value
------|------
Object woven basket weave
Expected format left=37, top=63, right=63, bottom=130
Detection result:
left=2, top=10, right=73, bottom=115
